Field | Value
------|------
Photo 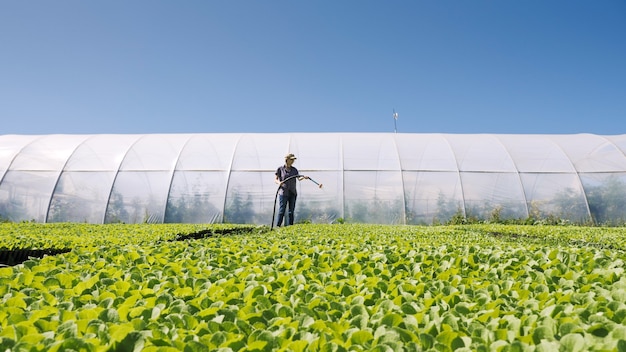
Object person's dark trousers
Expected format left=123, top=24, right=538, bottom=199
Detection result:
left=276, top=192, right=297, bottom=226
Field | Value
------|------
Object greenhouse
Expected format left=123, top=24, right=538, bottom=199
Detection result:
left=1, top=133, right=626, bottom=225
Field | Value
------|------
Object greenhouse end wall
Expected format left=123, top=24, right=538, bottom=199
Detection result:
left=1, top=133, right=626, bottom=225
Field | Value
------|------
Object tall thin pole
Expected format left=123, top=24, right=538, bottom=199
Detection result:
left=393, top=109, right=398, bottom=133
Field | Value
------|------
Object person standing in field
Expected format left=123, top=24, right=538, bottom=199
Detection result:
left=275, top=153, right=308, bottom=226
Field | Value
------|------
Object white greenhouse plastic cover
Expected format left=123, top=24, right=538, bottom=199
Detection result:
left=1, top=133, right=626, bottom=225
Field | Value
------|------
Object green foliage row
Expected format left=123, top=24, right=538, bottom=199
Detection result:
left=0, top=224, right=625, bottom=351
left=0, top=223, right=263, bottom=251
left=454, top=224, right=626, bottom=250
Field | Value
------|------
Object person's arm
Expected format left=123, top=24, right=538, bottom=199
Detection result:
left=275, top=167, right=282, bottom=185
left=298, top=168, right=308, bottom=181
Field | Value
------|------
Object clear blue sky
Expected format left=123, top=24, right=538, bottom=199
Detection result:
left=1, top=1, right=625, bottom=135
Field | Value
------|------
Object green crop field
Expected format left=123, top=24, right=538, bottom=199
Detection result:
left=1, top=223, right=626, bottom=351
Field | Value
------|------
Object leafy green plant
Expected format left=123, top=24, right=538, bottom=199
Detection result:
left=0, top=223, right=625, bottom=351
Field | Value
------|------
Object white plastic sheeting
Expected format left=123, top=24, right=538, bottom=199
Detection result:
left=1, top=133, right=626, bottom=225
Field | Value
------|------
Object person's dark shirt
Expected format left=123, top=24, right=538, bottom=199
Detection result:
left=276, top=165, right=299, bottom=195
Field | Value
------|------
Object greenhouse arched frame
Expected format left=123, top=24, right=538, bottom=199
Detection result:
left=1, top=133, right=626, bottom=225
